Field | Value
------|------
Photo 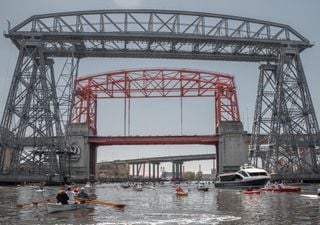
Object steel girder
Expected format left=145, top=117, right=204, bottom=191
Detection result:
left=5, top=10, right=310, bottom=62
left=71, top=68, right=240, bottom=134
left=250, top=50, right=320, bottom=174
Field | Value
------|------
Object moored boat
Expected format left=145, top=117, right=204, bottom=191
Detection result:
left=121, top=183, right=130, bottom=188
left=197, top=183, right=209, bottom=191
left=214, top=164, right=270, bottom=188
left=261, top=186, right=301, bottom=192
left=133, top=183, right=143, bottom=191
left=47, top=203, right=92, bottom=213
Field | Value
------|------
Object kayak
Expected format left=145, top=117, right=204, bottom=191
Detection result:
left=243, top=190, right=261, bottom=194
left=47, top=203, right=92, bottom=213
left=301, top=194, right=319, bottom=199
left=261, top=186, right=301, bottom=192
left=176, top=191, right=188, bottom=196
left=197, top=186, right=209, bottom=191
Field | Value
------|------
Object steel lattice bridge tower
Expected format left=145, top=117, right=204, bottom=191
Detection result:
left=0, top=9, right=319, bottom=181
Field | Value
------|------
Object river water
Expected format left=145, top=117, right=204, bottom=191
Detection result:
left=1, top=182, right=320, bottom=225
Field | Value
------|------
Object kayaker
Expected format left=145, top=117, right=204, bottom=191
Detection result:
left=56, top=188, right=69, bottom=204
left=73, top=186, right=79, bottom=194
left=77, top=187, right=89, bottom=198
left=66, top=186, right=76, bottom=204
left=246, top=187, right=253, bottom=191
left=176, top=186, right=184, bottom=192
left=76, top=187, right=89, bottom=203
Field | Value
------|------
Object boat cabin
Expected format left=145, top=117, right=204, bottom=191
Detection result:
left=217, top=166, right=269, bottom=182
left=218, top=173, right=243, bottom=182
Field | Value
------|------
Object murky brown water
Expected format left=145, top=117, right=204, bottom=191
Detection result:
left=1, top=183, right=320, bottom=224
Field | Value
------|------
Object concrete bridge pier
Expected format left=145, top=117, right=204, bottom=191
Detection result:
left=172, top=161, right=183, bottom=181
left=66, top=124, right=95, bottom=182
left=217, top=121, right=248, bottom=174
left=150, top=162, right=160, bottom=181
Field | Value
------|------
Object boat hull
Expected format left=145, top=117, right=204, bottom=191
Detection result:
left=261, top=186, right=301, bottom=192
left=243, top=190, right=261, bottom=194
left=176, top=191, right=188, bottom=196
left=197, top=187, right=209, bottom=191
left=47, top=203, right=92, bottom=213
left=214, top=177, right=269, bottom=188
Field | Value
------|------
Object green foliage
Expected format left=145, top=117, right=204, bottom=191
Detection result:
left=183, top=171, right=195, bottom=180
left=196, top=171, right=203, bottom=180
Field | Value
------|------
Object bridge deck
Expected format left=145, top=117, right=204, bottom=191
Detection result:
left=88, top=135, right=219, bottom=146
left=98, top=153, right=216, bottom=164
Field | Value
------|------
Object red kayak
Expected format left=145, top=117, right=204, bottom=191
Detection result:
left=243, top=190, right=261, bottom=194
left=176, top=191, right=188, bottom=196
left=261, top=186, right=301, bottom=192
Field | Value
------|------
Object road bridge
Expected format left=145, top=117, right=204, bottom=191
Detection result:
left=98, top=153, right=216, bottom=181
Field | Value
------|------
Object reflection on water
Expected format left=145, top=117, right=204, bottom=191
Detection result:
left=1, top=183, right=320, bottom=224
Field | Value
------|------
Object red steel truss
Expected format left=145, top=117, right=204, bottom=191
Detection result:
left=71, top=68, right=240, bottom=134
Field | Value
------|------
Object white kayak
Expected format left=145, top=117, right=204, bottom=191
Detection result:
left=47, top=203, right=92, bottom=213
left=301, top=194, right=320, bottom=199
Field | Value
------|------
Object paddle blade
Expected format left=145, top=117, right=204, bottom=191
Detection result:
left=82, top=198, right=126, bottom=208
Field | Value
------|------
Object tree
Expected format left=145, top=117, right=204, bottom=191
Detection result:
left=196, top=171, right=203, bottom=180
left=183, top=171, right=195, bottom=181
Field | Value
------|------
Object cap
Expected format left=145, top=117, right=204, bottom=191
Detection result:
left=80, top=187, right=85, bottom=190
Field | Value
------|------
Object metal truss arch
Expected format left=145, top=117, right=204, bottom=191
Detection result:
left=71, top=68, right=240, bottom=134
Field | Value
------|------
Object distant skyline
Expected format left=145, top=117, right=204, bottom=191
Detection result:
left=0, top=0, right=319, bottom=173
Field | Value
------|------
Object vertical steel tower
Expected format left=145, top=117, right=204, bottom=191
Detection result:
left=0, top=9, right=319, bottom=180
left=250, top=51, right=320, bottom=175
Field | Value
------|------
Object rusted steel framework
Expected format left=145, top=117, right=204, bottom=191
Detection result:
left=71, top=68, right=240, bottom=134
left=0, top=9, right=319, bottom=179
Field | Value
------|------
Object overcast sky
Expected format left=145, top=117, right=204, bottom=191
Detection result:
left=0, top=0, right=319, bottom=173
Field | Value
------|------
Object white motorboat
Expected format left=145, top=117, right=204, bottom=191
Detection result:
left=47, top=203, right=92, bottom=213
left=214, top=164, right=270, bottom=188
left=133, top=183, right=143, bottom=191
left=197, top=183, right=209, bottom=191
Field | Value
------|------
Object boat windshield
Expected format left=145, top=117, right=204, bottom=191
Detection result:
left=238, top=171, right=249, bottom=177
left=248, top=172, right=268, bottom=176
left=219, top=174, right=243, bottom=181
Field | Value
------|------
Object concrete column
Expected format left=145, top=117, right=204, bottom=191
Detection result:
left=218, top=121, right=248, bottom=173
left=172, top=162, right=175, bottom=180
left=132, top=164, right=135, bottom=177
left=143, top=163, right=145, bottom=177
left=66, top=124, right=94, bottom=182
left=156, top=163, right=159, bottom=180
left=179, top=163, right=183, bottom=180
left=136, top=164, right=140, bottom=177
left=152, top=163, right=155, bottom=181
left=176, top=163, right=180, bottom=180
left=148, top=162, right=151, bottom=179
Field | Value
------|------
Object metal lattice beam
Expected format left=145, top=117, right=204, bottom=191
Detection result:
left=5, top=10, right=311, bottom=62
left=72, top=68, right=240, bottom=134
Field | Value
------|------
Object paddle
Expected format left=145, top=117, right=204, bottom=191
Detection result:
left=75, top=198, right=126, bottom=209
left=16, top=198, right=55, bottom=208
